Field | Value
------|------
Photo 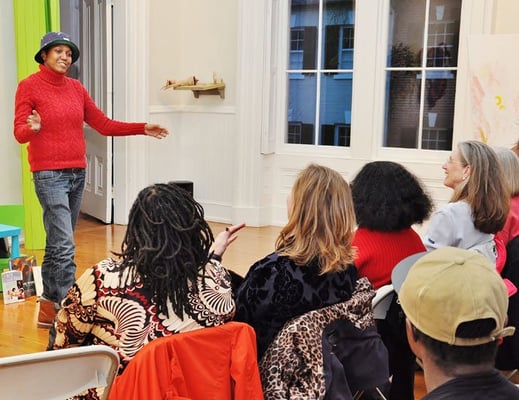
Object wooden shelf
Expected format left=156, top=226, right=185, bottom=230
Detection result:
left=173, top=82, right=225, bottom=99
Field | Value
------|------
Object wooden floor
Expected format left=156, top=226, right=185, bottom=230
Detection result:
left=0, top=213, right=426, bottom=398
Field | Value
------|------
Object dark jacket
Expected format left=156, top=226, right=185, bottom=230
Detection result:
left=234, top=253, right=357, bottom=360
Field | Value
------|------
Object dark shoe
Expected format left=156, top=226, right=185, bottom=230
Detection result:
left=37, top=299, right=56, bottom=328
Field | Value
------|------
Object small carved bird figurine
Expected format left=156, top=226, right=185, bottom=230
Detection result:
left=161, top=76, right=199, bottom=90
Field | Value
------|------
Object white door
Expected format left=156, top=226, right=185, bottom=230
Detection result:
left=79, top=0, right=113, bottom=223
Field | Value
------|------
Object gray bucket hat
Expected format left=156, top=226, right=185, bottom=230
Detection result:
left=34, top=32, right=80, bottom=64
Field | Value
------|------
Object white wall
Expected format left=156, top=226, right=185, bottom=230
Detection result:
left=145, top=0, right=271, bottom=226
left=493, top=0, right=519, bottom=33
left=147, top=0, right=241, bottom=223
left=0, top=1, right=22, bottom=205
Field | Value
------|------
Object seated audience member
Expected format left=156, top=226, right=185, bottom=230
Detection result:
left=351, top=161, right=433, bottom=400
left=494, top=145, right=519, bottom=374
left=351, top=161, right=433, bottom=289
left=234, top=164, right=358, bottom=360
left=423, top=140, right=509, bottom=268
left=496, top=236, right=519, bottom=374
left=399, top=247, right=519, bottom=399
left=494, top=147, right=519, bottom=247
left=50, top=183, right=245, bottom=376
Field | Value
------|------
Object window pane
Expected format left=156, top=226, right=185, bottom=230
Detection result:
left=421, top=70, right=456, bottom=149
left=286, top=0, right=355, bottom=147
left=319, top=73, right=352, bottom=146
left=287, top=72, right=317, bottom=145
left=427, top=0, right=461, bottom=66
left=384, top=0, right=461, bottom=150
left=384, top=71, right=420, bottom=148
left=289, top=1, right=318, bottom=71
left=322, top=1, right=355, bottom=70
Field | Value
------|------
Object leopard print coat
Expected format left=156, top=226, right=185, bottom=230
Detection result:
left=259, top=277, right=378, bottom=399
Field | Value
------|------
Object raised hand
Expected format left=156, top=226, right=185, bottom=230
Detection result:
left=144, top=123, right=169, bottom=139
left=27, top=110, right=41, bottom=132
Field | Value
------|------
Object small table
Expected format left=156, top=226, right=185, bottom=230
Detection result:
left=0, top=224, right=21, bottom=259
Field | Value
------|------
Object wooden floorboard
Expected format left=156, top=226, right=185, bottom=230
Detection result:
left=0, top=213, right=426, bottom=398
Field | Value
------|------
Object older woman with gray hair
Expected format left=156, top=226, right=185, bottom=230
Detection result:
left=424, top=140, right=509, bottom=268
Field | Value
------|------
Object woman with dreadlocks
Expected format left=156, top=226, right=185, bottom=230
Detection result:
left=49, top=182, right=245, bottom=375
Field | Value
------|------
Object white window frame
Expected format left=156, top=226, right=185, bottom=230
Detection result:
left=265, top=0, right=495, bottom=162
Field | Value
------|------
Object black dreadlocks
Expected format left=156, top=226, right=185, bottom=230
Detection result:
left=113, top=183, right=214, bottom=318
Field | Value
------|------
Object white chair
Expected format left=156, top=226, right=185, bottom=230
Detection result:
left=372, top=252, right=427, bottom=320
left=372, top=284, right=395, bottom=320
left=391, top=252, right=426, bottom=293
left=0, top=345, right=119, bottom=400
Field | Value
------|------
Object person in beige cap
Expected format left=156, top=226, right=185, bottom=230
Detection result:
left=398, top=247, right=519, bottom=399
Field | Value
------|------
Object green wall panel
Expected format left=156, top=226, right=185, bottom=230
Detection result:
left=13, top=0, right=60, bottom=250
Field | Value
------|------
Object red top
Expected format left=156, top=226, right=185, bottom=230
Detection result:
left=496, top=196, right=519, bottom=247
left=14, top=64, right=146, bottom=172
left=352, top=227, right=426, bottom=289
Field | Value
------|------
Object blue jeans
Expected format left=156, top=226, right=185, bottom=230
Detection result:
left=33, top=169, right=86, bottom=306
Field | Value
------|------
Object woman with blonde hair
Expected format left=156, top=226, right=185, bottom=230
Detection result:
left=424, top=140, right=509, bottom=266
left=234, top=164, right=358, bottom=359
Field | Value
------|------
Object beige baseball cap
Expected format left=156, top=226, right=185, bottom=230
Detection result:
left=398, top=247, right=515, bottom=346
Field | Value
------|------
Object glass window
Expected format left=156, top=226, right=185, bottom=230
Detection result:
left=384, top=0, right=461, bottom=150
left=286, top=0, right=355, bottom=147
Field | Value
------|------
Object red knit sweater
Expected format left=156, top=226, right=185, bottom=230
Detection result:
left=14, top=65, right=146, bottom=172
left=352, top=227, right=426, bottom=289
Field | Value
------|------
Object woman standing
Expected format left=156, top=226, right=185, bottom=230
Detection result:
left=13, top=32, right=169, bottom=328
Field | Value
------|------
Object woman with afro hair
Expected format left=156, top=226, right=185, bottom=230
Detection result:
left=351, top=161, right=433, bottom=400
left=351, top=161, right=433, bottom=289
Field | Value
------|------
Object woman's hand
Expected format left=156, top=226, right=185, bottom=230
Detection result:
left=144, top=123, right=169, bottom=139
left=210, top=223, right=246, bottom=260
left=27, top=110, right=41, bottom=132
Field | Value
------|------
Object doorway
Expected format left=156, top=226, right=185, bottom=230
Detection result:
left=60, top=0, right=113, bottom=223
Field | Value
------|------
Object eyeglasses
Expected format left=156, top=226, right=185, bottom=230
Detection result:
left=446, top=156, right=464, bottom=165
